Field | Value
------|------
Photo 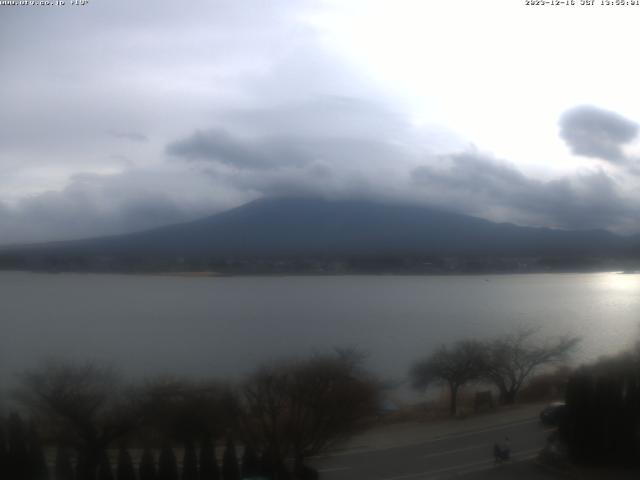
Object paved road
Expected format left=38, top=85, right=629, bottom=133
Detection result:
left=312, top=416, right=554, bottom=480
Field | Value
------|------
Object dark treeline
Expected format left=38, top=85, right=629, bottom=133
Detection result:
left=0, top=251, right=632, bottom=275
left=560, top=345, right=640, bottom=466
left=0, top=422, right=260, bottom=480
left=0, top=413, right=48, bottom=480
left=0, top=350, right=380, bottom=480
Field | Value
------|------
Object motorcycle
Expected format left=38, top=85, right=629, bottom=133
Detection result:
left=493, top=442, right=511, bottom=464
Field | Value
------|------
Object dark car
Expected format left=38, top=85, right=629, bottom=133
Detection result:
left=540, top=401, right=567, bottom=426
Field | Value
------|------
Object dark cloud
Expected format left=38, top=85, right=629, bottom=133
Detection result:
left=411, top=153, right=634, bottom=231
left=108, top=130, right=149, bottom=142
left=166, top=129, right=310, bottom=169
left=559, top=105, right=638, bottom=163
left=166, top=128, right=415, bottom=174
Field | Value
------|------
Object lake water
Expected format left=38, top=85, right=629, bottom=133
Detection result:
left=1, top=271, right=639, bottom=396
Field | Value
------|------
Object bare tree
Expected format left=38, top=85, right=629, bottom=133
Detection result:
left=241, top=350, right=379, bottom=477
left=410, top=340, right=486, bottom=416
left=16, top=360, right=141, bottom=480
left=136, top=376, right=236, bottom=442
left=483, top=328, right=579, bottom=404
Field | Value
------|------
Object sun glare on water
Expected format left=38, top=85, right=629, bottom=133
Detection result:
left=597, top=271, right=640, bottom=292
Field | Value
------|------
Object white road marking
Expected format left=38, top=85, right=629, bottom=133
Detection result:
left=430, top=418, right=540, bottom=442
left=420, top=443, right=492, bottom=459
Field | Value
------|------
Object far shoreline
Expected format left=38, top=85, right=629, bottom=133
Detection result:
left=0, top=268, right=636, bottom=278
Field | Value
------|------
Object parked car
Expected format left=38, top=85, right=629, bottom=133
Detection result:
left=540, top=401, right=567, bottom=426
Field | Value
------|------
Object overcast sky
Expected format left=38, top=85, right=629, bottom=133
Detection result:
left=2, top=0, right=640, bottom=245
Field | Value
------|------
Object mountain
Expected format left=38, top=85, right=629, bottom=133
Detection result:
left=1, top=197, right=637, bottom=272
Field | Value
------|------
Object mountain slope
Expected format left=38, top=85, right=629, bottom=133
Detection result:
left=1, top=197, right=633, bottom=263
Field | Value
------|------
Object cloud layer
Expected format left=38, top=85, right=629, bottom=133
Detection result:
left=5, top=100, right=640, bottom=245
left=3, top=1, right=640, bottom=244
left=411, top=153, right=635, bottom=231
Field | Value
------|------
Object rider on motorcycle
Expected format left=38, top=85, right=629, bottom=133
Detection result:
left=493, top=436, right=511, bottom=464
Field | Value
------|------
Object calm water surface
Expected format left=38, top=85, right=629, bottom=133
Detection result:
left=1, top=271, right=639, bottom=392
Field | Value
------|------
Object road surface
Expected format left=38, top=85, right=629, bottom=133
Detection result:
left=312, top=412, right=554, bottom=479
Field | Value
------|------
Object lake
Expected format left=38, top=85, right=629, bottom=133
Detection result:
left=1, top=271, right=639, bottom=396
